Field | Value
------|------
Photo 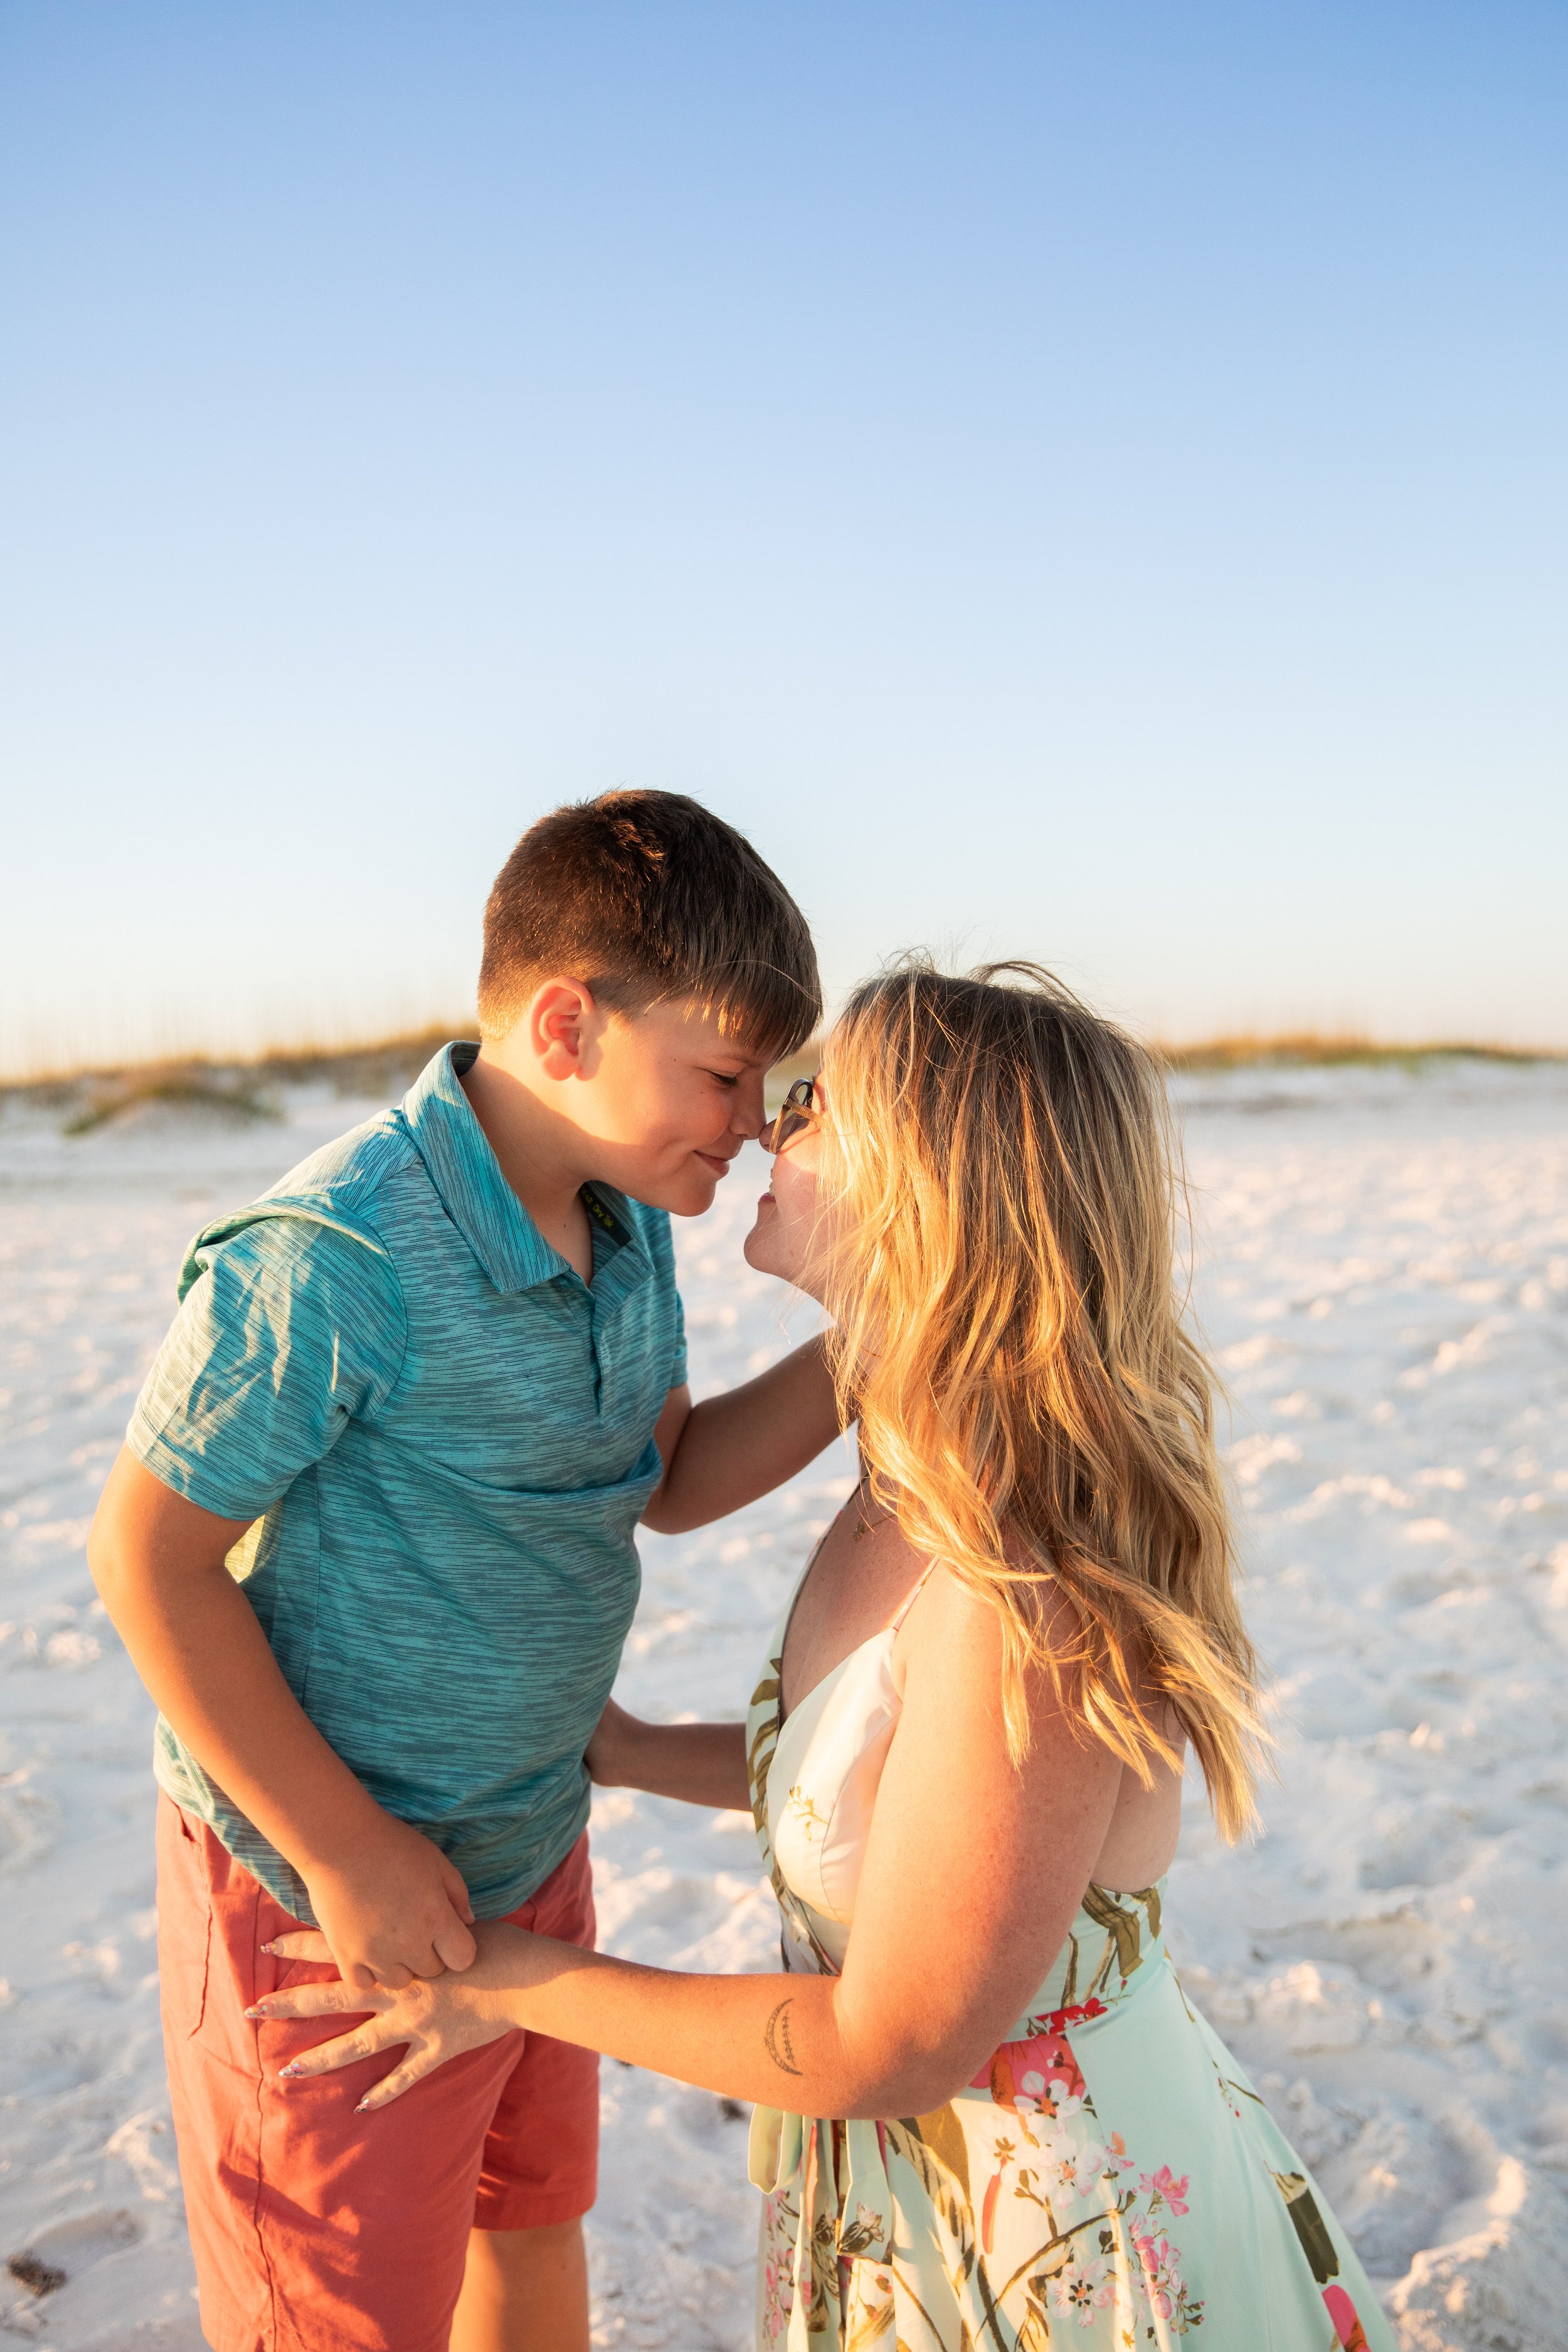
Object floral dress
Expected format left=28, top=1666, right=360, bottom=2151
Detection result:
left=744, top=1570, right=1394, bottom=2352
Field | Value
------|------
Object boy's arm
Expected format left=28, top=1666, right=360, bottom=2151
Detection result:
left=89, top=1449, right=477, bottom=1991
left=640, top=1335, right=844, bottom=1535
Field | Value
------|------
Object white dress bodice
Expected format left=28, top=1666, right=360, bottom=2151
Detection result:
left=749, top=1559, right=928, bottom=1971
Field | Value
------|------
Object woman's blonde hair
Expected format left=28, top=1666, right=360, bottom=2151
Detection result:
left=817, top=957, right=1264, bottom=1842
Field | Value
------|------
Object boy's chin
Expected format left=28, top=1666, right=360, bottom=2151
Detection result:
left=626, top=1166, right=723, bottom=1218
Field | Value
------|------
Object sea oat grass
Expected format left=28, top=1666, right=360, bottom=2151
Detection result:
left=1155, top=1033, right=1560, bottom=1073
left=5, top=1025, right=1560, bottom=1136
left=63, top=1066, right=283, bottom=1135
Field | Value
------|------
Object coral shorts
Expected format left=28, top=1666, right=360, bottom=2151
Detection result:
left=156, top=1796, right=599, bottom=2352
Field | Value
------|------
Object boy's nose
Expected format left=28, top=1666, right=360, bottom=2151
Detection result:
left=730, top=1074, right=770, bottom=1138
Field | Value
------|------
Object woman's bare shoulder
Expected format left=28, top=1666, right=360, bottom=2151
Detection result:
left=896, top=1550, right=1078, bottom=1663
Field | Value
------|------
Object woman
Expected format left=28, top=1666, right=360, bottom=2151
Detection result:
left=255, top=961, right=1390, bottom=2352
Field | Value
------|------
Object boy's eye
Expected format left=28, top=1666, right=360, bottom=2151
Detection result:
left=706, top=1070, right=741, bottom=1088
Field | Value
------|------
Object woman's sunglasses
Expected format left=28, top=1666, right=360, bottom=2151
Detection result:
left=762, top=1076, right=820, bottom=1155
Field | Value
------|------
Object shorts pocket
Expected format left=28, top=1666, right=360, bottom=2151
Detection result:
left=156, top=1801, right=214, bottom=2041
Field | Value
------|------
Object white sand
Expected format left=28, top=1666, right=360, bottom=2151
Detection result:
left=2, top=1061, right=1566, bottom=2350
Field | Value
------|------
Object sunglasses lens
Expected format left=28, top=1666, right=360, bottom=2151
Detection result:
left=765, top=1078, right=816, bottom=1154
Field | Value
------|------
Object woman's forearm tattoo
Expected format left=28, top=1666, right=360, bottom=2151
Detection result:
left=763, top=1998, right=802, bottom=2076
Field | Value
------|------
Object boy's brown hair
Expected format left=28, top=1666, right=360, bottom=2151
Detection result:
left=478, top=790, right=821, bottom=1057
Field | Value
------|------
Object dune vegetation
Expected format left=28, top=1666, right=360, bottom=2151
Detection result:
left=3, top=1025, right=1560, bottom=1136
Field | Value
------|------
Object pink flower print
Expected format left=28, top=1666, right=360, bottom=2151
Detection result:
left=1139, top=2163, right=1190, bottom=2217
left=1131, top=2231, right=1189, bottom=2323
left=761, top=2250, right=793, bottom=2341
left=975, top=2026, right=1088, bottom=2107
left=1050, top=2255, right=1111, bottom=2328
left=1323, top=2284, right=1370, bottom=2351
left=1043, top=1996, right=1109, bottom=2033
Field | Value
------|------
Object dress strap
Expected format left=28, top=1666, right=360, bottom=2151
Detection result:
left=888, top=1561, right=938, bottom=1634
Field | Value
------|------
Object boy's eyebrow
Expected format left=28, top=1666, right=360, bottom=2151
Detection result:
left=692, top=1040, right=774, bottom=1071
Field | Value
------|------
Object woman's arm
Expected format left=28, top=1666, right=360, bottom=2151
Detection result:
left=253, top=1576, right=1125, bottom=2118
left=261, top=1930, right=857, bottom=2114
left=640, top=1338, right=844, bottom=1535
left=586, top=1698, right=750, bottom=1811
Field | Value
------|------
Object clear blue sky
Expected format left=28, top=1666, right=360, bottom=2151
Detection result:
left=3, top=0, right=1565, bottom=1074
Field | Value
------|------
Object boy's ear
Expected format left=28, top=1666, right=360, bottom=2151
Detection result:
left=527, top=977, right=601, bottom=1080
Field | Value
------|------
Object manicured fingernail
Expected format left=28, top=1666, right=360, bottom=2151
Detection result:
left=278, top=2062, right=302, bottom=2079
left=244, top=2005, right=265, bottom=2020
left=354, top=2097, right=372, bottom=2112
left=260, top=1941, right=277, bottom=1955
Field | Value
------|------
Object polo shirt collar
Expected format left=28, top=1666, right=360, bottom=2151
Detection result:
left=401, top=1044, right=649, bottom=1298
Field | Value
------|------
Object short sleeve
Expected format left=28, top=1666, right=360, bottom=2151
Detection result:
left=127, top=1216, right=408, bottom=1520
left=669, top=1285, right=688, bottom=1391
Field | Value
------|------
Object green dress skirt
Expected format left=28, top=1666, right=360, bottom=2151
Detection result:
left=744, top=1610, right=1394, bottom=2352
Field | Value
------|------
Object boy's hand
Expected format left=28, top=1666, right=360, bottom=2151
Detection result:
left=298, top=1814, right=478, bottom=1991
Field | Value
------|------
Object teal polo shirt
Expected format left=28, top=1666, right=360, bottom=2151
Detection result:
left=127, top=1042, right=686, bottom=1922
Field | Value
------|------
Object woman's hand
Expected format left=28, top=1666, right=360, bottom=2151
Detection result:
left=248, top=1922, right=535, bottom=2110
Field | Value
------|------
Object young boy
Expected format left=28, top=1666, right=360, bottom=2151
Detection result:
left=88, top=792, right=835, bottom=2352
